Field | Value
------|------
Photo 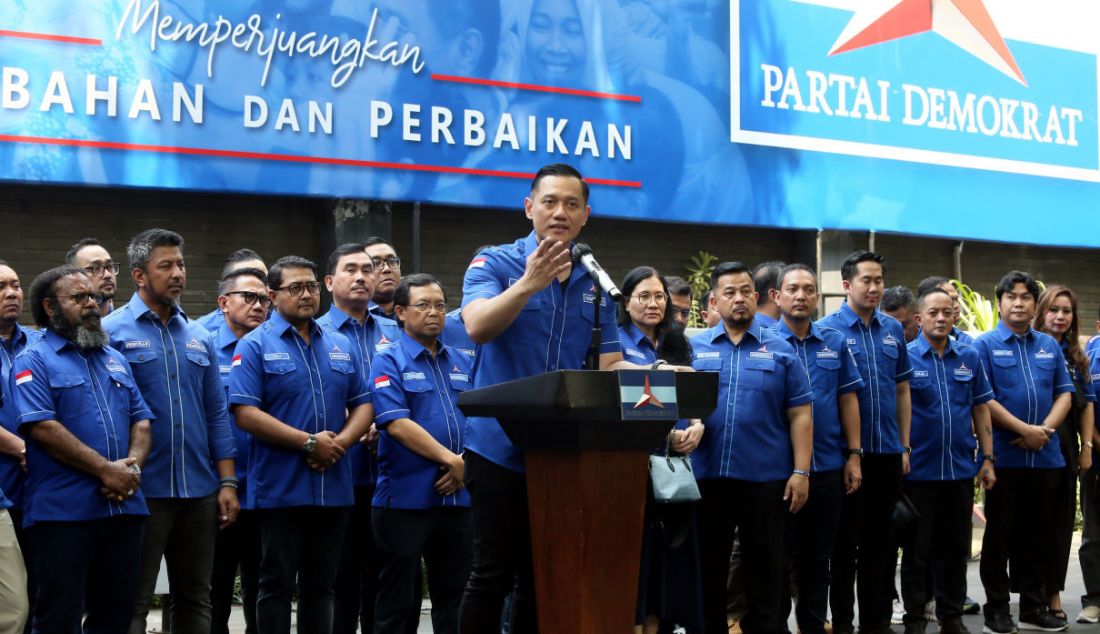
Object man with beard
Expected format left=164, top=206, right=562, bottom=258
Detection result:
left=13, top=265, right=152, bottom=633
left=365, top=238, right=402, bottom=320
left=209, top=268, right=270, bottom=634
left=65, top=238, right=119, bottom=317
left=229, top=256, right=375, bottom=634
left=317, top=243, right=401, bottom=634
left=103, top=229, right=238, bottom=634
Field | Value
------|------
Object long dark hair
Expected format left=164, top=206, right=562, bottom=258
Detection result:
left=617, top=266, right=692, bottom=365
left=1034, top=285, right=1089, bottom=378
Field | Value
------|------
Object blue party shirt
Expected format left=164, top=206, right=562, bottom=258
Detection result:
left=213, top=318, right=254, bottom=509
left=443, top=309, right=478, bottom=366
left=0, top=324, right=41, bottom=507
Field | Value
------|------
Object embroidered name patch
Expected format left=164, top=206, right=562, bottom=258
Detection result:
left=993, top=349, right=1013, bottom=357
left=219, top=365, right=232, bottom=374
left=329, top=352, right=352, bottom=362
left=749, top=351, right=774, bottom=360
left=816, top=348, right=839, bottom=359
left=449, top=373, right=469, bottom=382
left=913, top=370, right=930, bottom=378
left=403, top=371, right=426, bottom=381
left=263, top=352, right=291, bottom=362
left=696, top=351, right=721, bottom=359
left=185, top=338, right=207, bottom=353
left=124, top=340, right=151, bottom=349
left=954, top=364, right=973, bottom=378
left=624, top=348, right=647, bottom=360
left=1035, top=349, right=1055, bottom=360
left=882, top=335, right=898, bottom=347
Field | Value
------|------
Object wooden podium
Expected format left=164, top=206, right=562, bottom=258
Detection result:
left=457, top=370, right=717, bottom=632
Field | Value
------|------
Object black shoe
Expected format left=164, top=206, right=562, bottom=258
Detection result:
left=982, top=612, right=1017, bottom=634
left=858, top=626, right=895, bottom=634
left=940, top=618, right=970, bottom=634
left=963, top=598, right=981, bottom=615
left=834, top=625, right=856, bottom=634
left=1018, top=610, right=1068, bottom=632
left=904, top=621, right=928, bottom=634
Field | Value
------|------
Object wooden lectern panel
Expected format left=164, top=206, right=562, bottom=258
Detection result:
left=525, top=449, right=650, bottom=633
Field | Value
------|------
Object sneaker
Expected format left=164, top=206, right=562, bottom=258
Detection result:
left=1018, top=610, right=1068, bottom=632
left=1078, top=606, right=1100, bottom=624
left=925, top=601, right=939, bottom=624
left=940, top=618, right=970, bottom=634
left=982, top=612, right=1017, bottom=634
left=963, top=598, right=981, bottom=616
left=893, top=599, right=906, bottom=625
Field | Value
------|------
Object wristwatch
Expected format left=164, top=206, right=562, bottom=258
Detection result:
left=1086, top=442, right=1095, bottom=449
left=302, top=433, right=317, bottom=454
left=982, top=454, right=996, bottom=464
left=128, top=463, right=141, bottom=476
left=846, top=448, right=864, bottom=458
left=903, top=446, right=913, bottom=454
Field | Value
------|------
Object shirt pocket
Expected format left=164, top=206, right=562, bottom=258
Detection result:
left=49, top=373, right=89, bottom=416
left=404, top=379, right=436, bottom=395
left=185, top=351, right=210, bottom=369
left=991, top=356, right=1019, bottom=388
left=814, top=357, right=841, bottom=395
left=878, top=342, right=900, bottom=375
left=1032, top=358, right=1056, bottom=388
left=948, top=373, right=973, bottom=405
left=262, top=359, right=300, bottom=396
left=122, top=348, right=159, bottom=365
left=742, top=356, right=776, bottom=390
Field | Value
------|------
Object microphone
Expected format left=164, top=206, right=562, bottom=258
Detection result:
left=571, top=243, right=623, bottom=301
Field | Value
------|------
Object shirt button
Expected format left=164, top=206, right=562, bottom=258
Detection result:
left=170, top=373, right=176, bottom=379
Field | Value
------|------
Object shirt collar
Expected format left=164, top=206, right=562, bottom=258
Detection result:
left=44, top=328, right=72, bottom=352
left=268, top=310, right=322, bottom=339
left=838, top=300, right=885, bottom=328
left=913, top=331, right=961, bottom=358
left=625, top=322, right=654, bottom=348
left=399, top=330, right=445, bottom=361
left=216, top=318, right=241, bottom=350
left=995, top=320, right=1031, bottom=342
left=125, top=291, right=185, bottom=322
left=3, top=323, right=30, bottom=351
left=706, top=320, right=766, bottom=345
left=773, top=317, right=821, bottom=343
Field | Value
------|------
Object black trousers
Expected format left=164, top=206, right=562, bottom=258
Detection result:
left=373, top=506, right=472, bottom=634
left=786, top=469, right=844, bottom=634
left=900, top=479, right=973, bottom=623
left=1046, top=465, right=1077, bottom=595
left=333, top=486, right=381, bottom=634
left=30, top=515, right=144, bottom=634
left=980, top=467, right=1059, bottom=616
left=830, top=453, right=902, bottom=631
left=210, top=509, right=260, bottom=634
left=256, top=506, right=350, bottom=634
left=1080, top=465, right=1100, bottom=608
left=697, top=478, right=789, bottom=634
left=458, top=451, right=538, bottom=633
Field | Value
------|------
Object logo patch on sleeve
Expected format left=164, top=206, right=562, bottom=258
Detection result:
left=374, top=375, right=391, bottom=389
left=15, top=369, right=32, bottom=385
left=468, top=257, right=487, bottom=269
left=232, top=354, right=242, bottom=367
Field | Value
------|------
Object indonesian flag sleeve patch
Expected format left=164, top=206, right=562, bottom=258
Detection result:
left=374, top=375, right=391, bottom=389
left=15, top=370, right=32, bottom=385
left=232, top=354, right=242, bottom=367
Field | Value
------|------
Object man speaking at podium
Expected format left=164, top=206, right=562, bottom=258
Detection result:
left=458, top=163, right=651, bottom=632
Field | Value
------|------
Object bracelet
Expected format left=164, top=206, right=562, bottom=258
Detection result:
left=792, top=469, right=810, bottom=477
left=650, top=360, right=667, bottom=370
left=219, top=477, right=239, bottom=489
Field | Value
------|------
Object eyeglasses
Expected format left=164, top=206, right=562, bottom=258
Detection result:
left=83, top=262, right=119, bottom=277
left=275, top=282, right=321, bottom=296
left=673, top=307, right=691, bottom=319
left=371, top=256, right=401, bottom=270
left=407, top=301, right=447, bottom=313
left=58, top=292, right=105, bottom=305
left=225, top=291, right=272, bottom=307
left=631, top=292, right=667, bottom=305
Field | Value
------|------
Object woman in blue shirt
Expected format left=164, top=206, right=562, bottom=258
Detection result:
left=617, top=266, right=703, bottom=634
left=1033, top=285, right=1095, bottom=622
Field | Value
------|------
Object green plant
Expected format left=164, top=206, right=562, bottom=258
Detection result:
left=952, top=279, right=997, bottom=332
left=685, top=251, right=718, bottom=328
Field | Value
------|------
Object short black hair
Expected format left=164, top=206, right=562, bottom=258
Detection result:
left=917, top=287, right=953, bottom=308
left=994, top=270, right=1041, bottom=302
left=128, top=228, right=184, bottom=271
left=393, top=274, right=445, bottom=328
left=218, top=267, right=268, bottom=296
left=325, top=242, right=368, bottom=276
left=710, top=261, right=752, bottom=290
left=268, top=256, right=318, bottom=291
left=841, top=250, right=885, bottom=282
left=752, top=261, right=786, bottom=300
left=777, top=263, right=816, bottom=288
left=530, top=163, right=589, bottom=204
left=220, top=248, right=264, bottom=278
left=29, top=265, right=85, bottom=328
left=881, top=286, right=916, bottom=312
left=700, top=289, right=712, bottom=309
left=665, top=276, right=691, bottom=299
left=65, top=238, right=102, bottom=264
left=363, top=236, right=391, bottom=249
left=917, top=276, right=952, bottom=299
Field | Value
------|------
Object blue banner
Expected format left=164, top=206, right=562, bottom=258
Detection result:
left=0, top=1, right=1098, bottom=248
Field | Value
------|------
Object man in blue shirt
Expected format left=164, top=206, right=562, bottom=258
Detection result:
left=317, top=243, right=401, bottom=634
left=195, top=249, right=267, bottom=331
left=229, top=255, right=375, bottom=634
left=103, top=229, right=239, bottom=634
left=752, top=260, right=785, bottom=329
left=818, top=250, right=913, bottom=634
left=365, top=237, right=402, bottom=320
left=772, top=264, right=864, bottom=634
left=209, top=267, right=270, bottom=634
left=15, top=265, right=153, bottom=634
left=975, top=271, right=1075, bottom=634
left=370, top=274, right=473, bottom=634
left=691, top=261, right=814, bottom=634
left=882, top=286, right=920, bottom=343
left=901, top=288, right=996, bottom=634
left=458, top=163, right=640, bottom=632
left=65, top=238, right=119, bottom=317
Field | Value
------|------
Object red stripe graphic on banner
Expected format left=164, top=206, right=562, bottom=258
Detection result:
left=0, top=30, right=101, bottom=46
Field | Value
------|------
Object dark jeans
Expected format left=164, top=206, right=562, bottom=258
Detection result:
left=727, top=531, right=747, bottom=620
left=1081, top=465, right=1100, bottom=608
left=900, top=479, right=973, bottom=623
left=981, top=467, right=1059, bottom=616
left=256, top=506, right=350, bottom=634
left=129, top=494, right=219, bottom=634
left=31, top=515, right=144, bottom=634
left=210, top=509, right=260, bottom=634
left=830, top=453, right=902, bottom=631
left=786, top=469, right=844, bottom=634
left=697, top=478, right=789, bottom=634
left=373, top=506, right=472, bottom=634
left=333, top=486, right=380, bottom=634
left=458, top=451, right=538, bottom=634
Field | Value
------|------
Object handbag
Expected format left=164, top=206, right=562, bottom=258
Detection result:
left=649, top=432, right=701, bottom=503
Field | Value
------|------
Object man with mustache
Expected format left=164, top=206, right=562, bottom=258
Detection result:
left=818, top=250, right=913, bottom=634
left=229, top=255, right=375, bottom=634
left=317, top=243, right=400, bottom=634
left=103, top=229, right=238, bottom=634
left=366, top=238, right=402, bottom=321
left=13, top=265, right=153, bottom=633
left=65, top=238, right=119, bottom=317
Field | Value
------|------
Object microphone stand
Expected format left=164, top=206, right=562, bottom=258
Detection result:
left=585, top=289, right=602, bottom=370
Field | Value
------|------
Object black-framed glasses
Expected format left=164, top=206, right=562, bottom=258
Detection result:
left=57, top=292, right=105, bottom=305
left=407, top=301, right=447, bottom=313
left=226, top=291, right=272, bottom=307
left=275, top=282, right=321, bottom=297
left=631, top=292, right=667, bottom=305
left=83, top=262, right=120, bottom=277
left=371, top=256, right=401, bottom=270
left=673, top=307, right=691, bottom=319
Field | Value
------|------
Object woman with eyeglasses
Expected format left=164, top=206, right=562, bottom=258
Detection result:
left=1032, top=285, right=1095, bottom=624
left=618, top=266, right=704, bottom=634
